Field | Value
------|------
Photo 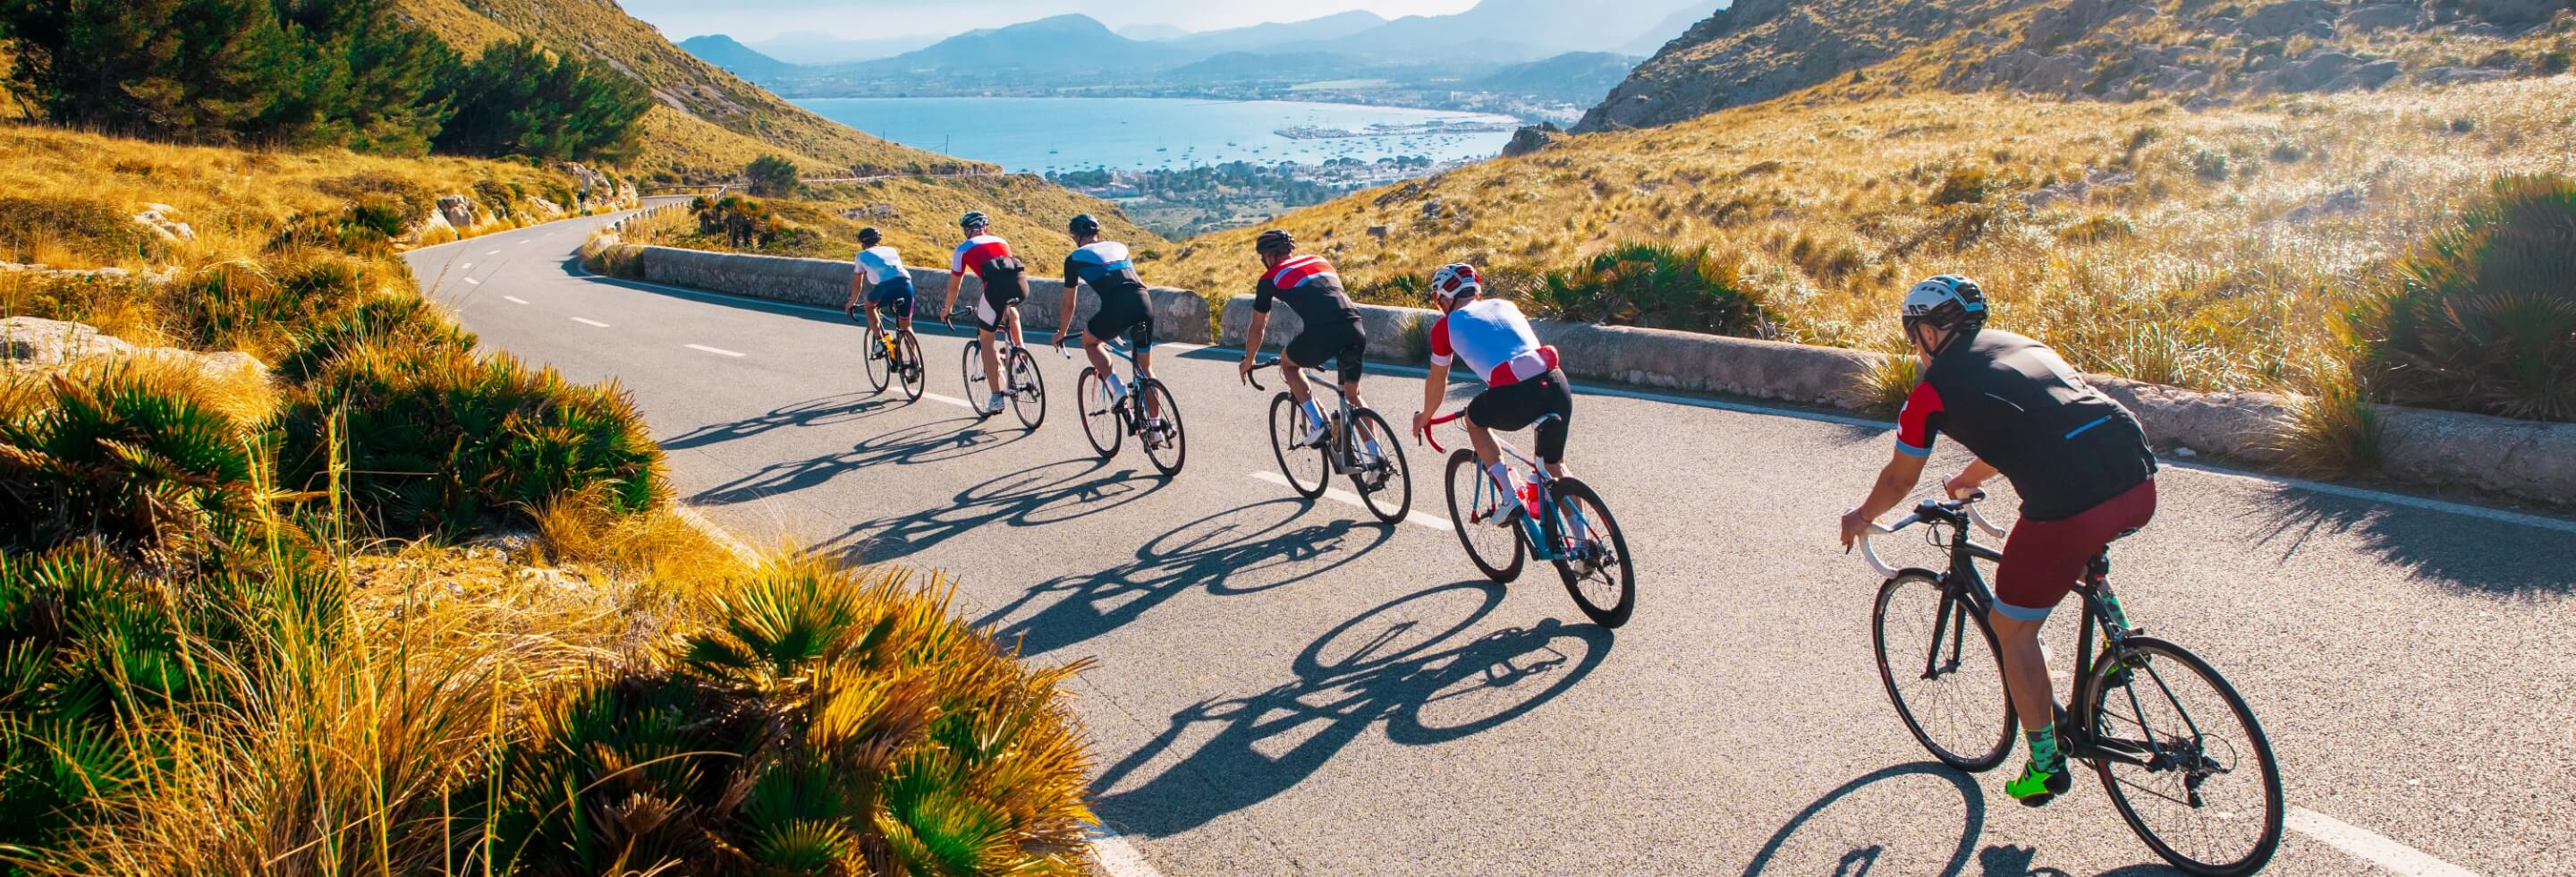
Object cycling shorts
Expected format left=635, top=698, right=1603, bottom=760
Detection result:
left=1994, top=479, right=2157, bottom=621
left=868, top=276, right=915, bottom=319
left=1285, top=323, right=1365, bottom=385
left=1086, top=289, right=1154, bottom=350
left=1467, top=369, right=1573, bottom=464
left=973, top=272, right=1026, bottom=334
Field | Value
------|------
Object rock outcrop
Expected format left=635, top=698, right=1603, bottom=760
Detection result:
left=2, top=316, right=266, bottom=385
left=1501, top=123, right=1563, bottom=158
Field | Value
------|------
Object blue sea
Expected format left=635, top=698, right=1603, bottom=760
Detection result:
left=792, top=97, right=1517, bottom=174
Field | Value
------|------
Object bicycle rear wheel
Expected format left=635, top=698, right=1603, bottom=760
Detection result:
left=1137, top=379, right=1185, bottom=478
left=1541, top=477, right=1631, bottom=627
left=960, top=340, right=992, bottom=420
left=1345, top=408, right=1412, bottom=524
left=1443, top=448, right=1524, bottom=583
left=862, top=324, right=891, bottom=392
left=1077, top=368, right=1122, bottom=458
left=1267, top=393, right=1328, bottom=498
left=2086, top=636, right=2284, bottom=877
left=1872, top=574, right=2014, bottom=771
left=1008, top=347, right=1046, bottom=430
left=896, top=332, right=926, bottom=401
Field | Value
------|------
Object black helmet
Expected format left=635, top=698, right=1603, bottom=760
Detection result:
left=1254, top=228, right=1295, bottom=255
left=857, top=226, right=882, bottom=246
left=959, top=210, right=989, bottom=232
left=1068, top=213, right=1101, bottom=236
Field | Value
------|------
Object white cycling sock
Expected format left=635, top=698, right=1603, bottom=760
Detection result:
left=1300, top=399, right=1326, bottom=427
left=1106, top=374, right=1128, bottom=400
left=1487, top=462, right=1514, bottom=492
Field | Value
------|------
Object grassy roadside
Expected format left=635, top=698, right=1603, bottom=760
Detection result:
left=606, top=179, right=1171, bottom=278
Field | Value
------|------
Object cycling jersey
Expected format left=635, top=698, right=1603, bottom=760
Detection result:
left=1063, top=241, right=1147, bottom=298
left=1251, top=254, right=1362, bottom=334
left=1896, top=329, right=2157, bottom=522
left=1428, top=299, right=1560, bottom=388
left=854, top=245, right=907, bottom=285
left=951, top=234, right=1021, bottom=283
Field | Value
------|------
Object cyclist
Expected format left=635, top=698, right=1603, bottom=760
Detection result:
left=940, top=210, right=1031, bottom=415
left=1408, top=262, right=1570, bottom=522
left=1234, top=229, right=1380, bottom=458
left=1837, top=276, right=2159, bottom=808
left=843, top=226, right=913, bottom=334
left=1049, top=213, right=1168, bottom=440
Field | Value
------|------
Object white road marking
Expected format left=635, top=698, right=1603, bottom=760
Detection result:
left=1248, top=472, right=1447, bottom=532
left=685, top=344, right=745, bottom=357
left=486, top=249, right=502, bottom=255
left=2290, top=807, right=2477, bottom=877
left=924, top=393, right=975, bottom=409
left=504, top=295, right=529, bottom=304
left=571, top=317, right=609, bottom=328
left=461, top=262, right=473, bottom=270
left=1087, top=827, right=1168, bottom=877
left=462, top=277, right=481, bottom=285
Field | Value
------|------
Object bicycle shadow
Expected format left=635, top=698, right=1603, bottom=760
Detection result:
left=1092, top=581, right=1614, bottom=838
left=975, top=497, right=1398, bottom=656
left=809, top=456, right=1165, bottom=566
left=1743, top=763, right=2179, bottom=876
left=660, top=391, right=903, bottom=451
left=688, top=416, right=1029, bottom=507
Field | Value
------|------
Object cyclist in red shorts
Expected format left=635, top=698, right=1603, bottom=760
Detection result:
left=1837, top=275, right=2159, bottom=807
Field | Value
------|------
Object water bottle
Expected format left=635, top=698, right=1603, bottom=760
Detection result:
left=1519, top=481, right=1542, bottom=519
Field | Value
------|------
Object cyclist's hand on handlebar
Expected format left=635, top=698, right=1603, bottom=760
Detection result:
left=1236, top=356, right=1258, bottom=386
left=1410, top=411, right=1430, bottom=442
left=1943, top=472, right=1986, bottom=501
left=1839, top=508, right=1872, bottom=551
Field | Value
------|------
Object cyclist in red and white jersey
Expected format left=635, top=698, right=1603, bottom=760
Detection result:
left=1409, top=263, right=1572, bottom=520
left=939, top=211, right=1030, bottom=414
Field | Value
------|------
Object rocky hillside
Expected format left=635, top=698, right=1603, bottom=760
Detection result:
left=1579, top=0, right=2576, bottom=132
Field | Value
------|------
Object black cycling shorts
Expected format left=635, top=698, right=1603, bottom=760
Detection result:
left=868, top=277, right=915, bottom=319
left=1467, top=370, right=1573, bottom=464
left=1285, top=324, right=1365, bottom=386
left=974, top=271, right=1026, bottom=333
left=1086, top=290, right=1153, bottom=350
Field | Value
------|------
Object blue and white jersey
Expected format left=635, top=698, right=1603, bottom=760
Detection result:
left=854, top=245, right=908, bottom=285
left=1063, top=241, right=1147, bottom=297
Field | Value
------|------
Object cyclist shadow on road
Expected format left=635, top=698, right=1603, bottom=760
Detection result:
left=1744, top=763, right=2176, bottom=876
left=809, top=456, right=1167, bottom=566
left=1090, top=580, right=1614, bottom=839
left=690, top=415, right=1030, bottom=507
left=660, top=391, right=903, bottom=452
left=975, top=497, right=1397, bottom=657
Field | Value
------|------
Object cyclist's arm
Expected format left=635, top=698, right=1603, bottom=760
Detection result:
left=1946, top=458, right=1999, bottom=498
left=1419, top=317, right=1453, bottom=421
left=942, top=271, right=964, bottom=318
left=1241, top=311, right=1269, bottom=359
left=848, top=271, right=870, bottom=309
left=1856, top=449, right=1929, bottom=524
left=1056, top=268, right=1081, bottom=339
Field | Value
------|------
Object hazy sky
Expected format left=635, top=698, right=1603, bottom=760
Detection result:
left=617, top=1, right=1483, bottom=41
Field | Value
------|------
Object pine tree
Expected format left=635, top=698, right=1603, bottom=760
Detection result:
left=433, top=38, right=650, bottom=161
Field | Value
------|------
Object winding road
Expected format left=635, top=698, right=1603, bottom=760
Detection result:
left=406, top=207, right=2571, bottom=877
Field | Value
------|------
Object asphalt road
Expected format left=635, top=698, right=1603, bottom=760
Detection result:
left=408, top=209, right=2572, bottom=877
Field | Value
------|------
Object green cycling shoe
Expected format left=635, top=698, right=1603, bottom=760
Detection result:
left=2005, top=758, right=2072, bottom=807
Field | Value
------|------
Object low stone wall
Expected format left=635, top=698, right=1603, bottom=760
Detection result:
left=608, top=244, right=1211, bottom=345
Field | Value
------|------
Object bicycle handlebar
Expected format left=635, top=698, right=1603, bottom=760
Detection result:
left=1418, top=410, right=1467, bottom=453
left=1244, top=359, right=1282, bottom=392
left=1852, top=490, right=1990, bottom=580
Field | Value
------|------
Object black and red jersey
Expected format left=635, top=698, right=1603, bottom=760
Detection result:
left=1896, top=329, right=2156, bottom=522
left=951, top=234, right=1021, bottom=283
left=1251, top=254, right=1361, bottom=333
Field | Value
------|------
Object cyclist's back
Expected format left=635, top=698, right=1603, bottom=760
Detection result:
left=1429, top=298, right=1558, bottom=389
left=1898, top=328, right=2155, bottom=522
left=1254, top=251, right=1365, bottom=381
left=1066, top=238, right=1152, bottom=341
left=952, top=229, right=1027, bottom=330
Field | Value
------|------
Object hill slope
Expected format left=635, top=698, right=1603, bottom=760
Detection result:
left=679, top=34, right=798, bottom=81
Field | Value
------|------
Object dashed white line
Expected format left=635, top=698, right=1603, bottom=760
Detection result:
left=463, top=277, right=481, bottom=285
left=461, top=262, right=473, bottom=270
left=485, top=249, right=502, bottom=255
left=2291, top=807, right=2478, bottom=877
left=924, top=393, right=974, bottom=409
left=504, top=295, right=529, bottom=304
left=1247, top=471, right=1447, bottom=532
left=685, top=343, right=746, bottom=357
left=570, top=317, right=609, bottom=328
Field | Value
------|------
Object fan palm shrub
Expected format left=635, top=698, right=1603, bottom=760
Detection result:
left=2353, top=174, right=2576, bottom=422
left=0, top=370, right=262, bottom=553
left=1530, top=243, right=1778, bottom=337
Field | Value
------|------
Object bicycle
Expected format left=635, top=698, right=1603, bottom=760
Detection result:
left=948, top=307, right=1046, bottom=430
left=1246, top=360, right=1411, bottom=524
left=845, top=304, right=926, bottom=402
left=1855, top=492, right=2283, bottom=876
left=1061, top=328, right=1185, bottom=477
left=1418, top=410, right=1634, bottom=628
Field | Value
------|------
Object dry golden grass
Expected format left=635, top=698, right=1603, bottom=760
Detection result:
left=613, top=177, right=1171, bottom=274
left=1163, top=75, right=2576, bottom=393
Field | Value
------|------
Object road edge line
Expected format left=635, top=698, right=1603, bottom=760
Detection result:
left=2289, top=806, right=2478, bottom=877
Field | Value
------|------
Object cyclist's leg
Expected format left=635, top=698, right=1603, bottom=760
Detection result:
left=1989, top=480, right=2157, bottom=799
left=974, top=293, right=1006, bottom=396
left=1530, top=370, right=1573, bottom=479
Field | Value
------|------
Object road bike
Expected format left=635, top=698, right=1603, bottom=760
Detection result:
left=949, top=307, right=1046, bottom=430
left=1855, top=493, right=2283, bottom=876
left=1247, top=360, right=1411, bottom=524
left=846, top=304, right=925, bottom=402
left=1419, top=410, right=1634, bottom=628
left=1062, top=325, right=1185, bottom=477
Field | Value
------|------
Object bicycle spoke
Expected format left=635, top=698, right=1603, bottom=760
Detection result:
left=2089, top=639, right=2282, bottom=875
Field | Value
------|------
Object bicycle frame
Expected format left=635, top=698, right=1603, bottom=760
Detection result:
left=1420, top=411, right=1585, bottom=562
left=1249, top=361, right=1375, bottom=473
left=1063, top=334, right=1160, bottom=434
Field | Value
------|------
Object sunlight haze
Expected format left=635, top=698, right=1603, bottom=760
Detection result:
left=618, top=0, right=1486, bottom=40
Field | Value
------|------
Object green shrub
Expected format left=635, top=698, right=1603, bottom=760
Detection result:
left=174, top=253, right=381, bottom=354
left=0, top=545, right=191, bottom=847
left=0, top=371, right=260, bottom=552
left=2354, top=174, right=2576, bottom=421
left=2060, top=214, right=2137, bottom=244
left=274, top=294, right=477, bottom=384
left=1931, top=166, right=2003, bottom=206
left=2189, top=145, right=2231, bottom=182
left=280, top=344, right=664, bottom=535
left=0, top=196, right=158, bottom=264
left=477, top=560, right=1095, bottom=876
left=1530, top=243, right=1777, bottom=336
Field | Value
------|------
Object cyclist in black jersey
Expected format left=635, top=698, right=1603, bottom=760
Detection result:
left=1050, top=213, right=1166, bottom=431
left=1838, top=275, right=2160, bottom=808
left=1235, top=229, right=1376, bottom=450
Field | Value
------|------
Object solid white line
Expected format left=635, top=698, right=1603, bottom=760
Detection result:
left=1087, top=827, right=1168, bottom=877
left=2289, top=807, right=2477, bottom=877
left=2164, top=461, right=2576, bottom=535
left=1248, top=471, right=1447, bottom=532
left=571, top=317, right=609, bottom=328
left=503, top=295, right=529, bottom=304
left=685, top=343, right=746, bottom=357
left=923, top=393, right=974, bottom=409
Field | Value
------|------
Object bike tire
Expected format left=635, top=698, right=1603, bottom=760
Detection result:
left=2086, top=636, right=2284, bottom=877
left=1443, top=448, right=1525, bottom=583
left=1138, top=379, right=1186, bottom=478
left=1345, top=408, right=1412, bottom=524
left=1872, top=572, right=2016, bottom=771
left=1267, top=393, right=1328, bottom=498
left=1541, top=477, right=1631, bottom=627
left=960, top=340, right=993, bottom=420
left=1078, top=368, right=1122, bottom=458
left=862, top=324, right=891, bottom=392
left=1009, top=347, right=1046, bottom=431
left=897, top=332, right=926, bottom=402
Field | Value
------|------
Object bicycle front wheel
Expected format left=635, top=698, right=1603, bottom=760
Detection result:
left=1008, top=347, right=1046, bottom=430
left=896, top=332, right=926, bottom=401
left=1267, top=393, right=1328, bottom=498
left=1443, top=448, right=1524, bottom=583
left=1077, top=368, right=1122, bottom=458
left=862, top=324, right=891, bottom=392
left=1137, top=379, right=1186, bottom=478
left=2087, top=636, right=2284, bottom=877
left=1541, top=477, right=1631, bottom=627
left=1872, top=574, right=2014, bottom=771
left=960, top=340, right=991, bottom=419
left=1345, top=408, right=1411, bottom=524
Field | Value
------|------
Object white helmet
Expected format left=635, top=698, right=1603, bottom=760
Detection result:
left=1431, top=263, right=1483, bottom=302
left=1901, top=275, right=1987, bottom=332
